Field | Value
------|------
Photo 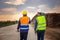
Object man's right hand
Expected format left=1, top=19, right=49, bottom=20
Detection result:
left=17, top=29, right=19, bottom=32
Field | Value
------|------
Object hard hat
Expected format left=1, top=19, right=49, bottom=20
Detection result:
left=22, top=10, right=27, bottom=15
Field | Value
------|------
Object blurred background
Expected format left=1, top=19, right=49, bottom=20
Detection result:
left=0, top=0, right=60, bottom=21
left=0, top=0, right=60, bottom=27
left=0, top=0, right=60, bottom=40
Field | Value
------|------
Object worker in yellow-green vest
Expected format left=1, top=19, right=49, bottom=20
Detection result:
left=34, top=12, right=46, bottom=40
left=17, top=10, right=30, bottom=40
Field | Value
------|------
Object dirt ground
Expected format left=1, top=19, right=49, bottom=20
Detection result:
left=0, top=24, right=60, bottom=40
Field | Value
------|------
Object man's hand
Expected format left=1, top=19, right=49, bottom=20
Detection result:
left=35, top=30, right=37, bottom=34
left=17, top=29, right=19, bottom=32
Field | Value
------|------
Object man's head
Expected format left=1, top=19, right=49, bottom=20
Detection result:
left=22, top=10, right=27, bottom=16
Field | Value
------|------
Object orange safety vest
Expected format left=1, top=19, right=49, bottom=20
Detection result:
left=20, top=16, right=29, bottom=25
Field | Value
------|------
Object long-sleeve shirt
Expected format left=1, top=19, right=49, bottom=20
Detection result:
left=17, top=20, right=20, bottom=29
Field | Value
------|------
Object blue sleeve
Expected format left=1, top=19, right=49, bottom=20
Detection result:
left=34, top=19, right=38, bottom=31
left=17, top=20, right=20, bottom=29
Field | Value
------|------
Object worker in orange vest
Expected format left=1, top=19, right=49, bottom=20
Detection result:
left=17, top=10, right=30, bottom=40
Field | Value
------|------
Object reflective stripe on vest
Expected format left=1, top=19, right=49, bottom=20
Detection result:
left=20, top=25, right=29, bottom=30
left=36, top=16, right=46, bottom=30
left=20, top=28, right=29, bottom=29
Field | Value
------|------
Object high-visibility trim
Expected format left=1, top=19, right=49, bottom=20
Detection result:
left=38, top=22, right=46, bottom=25
left=20, top=28, right=29, bottom=29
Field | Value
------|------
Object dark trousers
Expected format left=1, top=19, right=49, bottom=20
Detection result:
left=20, top=32, right=28, bottom=40
left=37, top=30, right=45, bottom=40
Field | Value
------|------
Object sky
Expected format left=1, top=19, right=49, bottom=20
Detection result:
left=0, top=0, right=60, bottom=21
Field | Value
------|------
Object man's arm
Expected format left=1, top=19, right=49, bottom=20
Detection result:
left=34, top=19, right=38, bottom=33
left=17, top=21, right=20, bottom=29
left=29, top=17, right=31, bottom=24
left=17, top=19, right=20, bottom=32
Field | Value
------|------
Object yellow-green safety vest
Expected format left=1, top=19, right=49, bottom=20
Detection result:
left=36, top=16, right=46, bottom=30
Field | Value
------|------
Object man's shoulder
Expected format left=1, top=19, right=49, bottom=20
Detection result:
left=41, top=13, right=46, bottom=16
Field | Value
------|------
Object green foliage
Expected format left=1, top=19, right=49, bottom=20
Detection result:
left=0, top=21, right=18, bottom=28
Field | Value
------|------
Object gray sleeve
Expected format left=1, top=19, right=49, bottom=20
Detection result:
left=34, top=19, right=38, bottom=31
